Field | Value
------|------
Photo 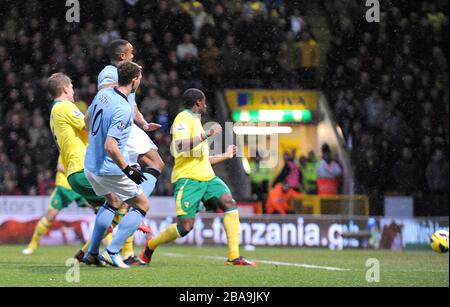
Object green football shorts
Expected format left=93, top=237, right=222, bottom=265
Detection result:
left=174, top=176, right=232, bottom=218
left=68, top=170, right=105, bottom=207
left=48, top=186, right=87, bottom=211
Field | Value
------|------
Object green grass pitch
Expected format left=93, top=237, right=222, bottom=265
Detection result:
left=0, top=245, right=448, bottom=287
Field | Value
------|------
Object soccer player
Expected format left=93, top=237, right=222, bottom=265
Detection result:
left=97, top=39, right=164, bottom=196
left=48, top=73, right=142, bottom=266
left=48, top=73, right=107, bottom=209
left=83, top=62, right=150, bottom=269
left=94, top=39, right=163, bottom=264
left=22, top=157, right=89, bottom=255
left=139, top=88, right=256, bottom=267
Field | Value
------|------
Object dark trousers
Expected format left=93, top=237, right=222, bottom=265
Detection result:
left=251, top=181, right=269, bottom=213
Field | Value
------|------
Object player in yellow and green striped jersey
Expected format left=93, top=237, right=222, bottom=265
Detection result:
left=139, top=89, right=256, bottom=267
left=23, top=157, right=89, bottom=255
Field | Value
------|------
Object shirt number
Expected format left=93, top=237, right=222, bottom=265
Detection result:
left=91, top=105, right=104, bottom=136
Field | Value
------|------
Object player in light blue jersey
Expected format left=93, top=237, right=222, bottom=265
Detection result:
left=93, top=40, right=165, bottom=266
left=97, top=39, right=164, bottom=199
left=84, top=87, right=133, bottom=176
left=83, top=62, right=150, bottom=268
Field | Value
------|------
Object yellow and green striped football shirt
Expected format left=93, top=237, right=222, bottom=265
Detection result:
left=50, top=100, right=88, bottom=177
left=171, top=110, right=215, bottom=183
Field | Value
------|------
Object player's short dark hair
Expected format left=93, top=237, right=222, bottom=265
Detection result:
left=109, top=39, right=130, bottom=61
left=47, top=73, right=72, bottom=99
left=117, top=62, right=141, bottom=86
left=183, top=88, right=205, bottom=108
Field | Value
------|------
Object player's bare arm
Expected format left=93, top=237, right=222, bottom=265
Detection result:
left=105, top=136, right=129, bottom=170
left=134, top=105, right=161, bottom=132
left=175, top=123, right=222, bottom=153
left=84, top=110, right=91, bottom=132
left=98, top=82, right=160, bottom=132
left=105, top=136, right=146, bottom=185
left=209, top=145, right=237, bottom=165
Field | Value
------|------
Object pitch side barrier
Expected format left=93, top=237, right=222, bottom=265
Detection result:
left=0, top=196, right=447, bottom=250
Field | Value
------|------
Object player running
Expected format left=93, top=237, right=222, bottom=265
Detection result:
left=22, top=157, right=89, bottom=255
left=83, top=62, right=150, bottom=269
left=139, top=88, right=256, bottom=267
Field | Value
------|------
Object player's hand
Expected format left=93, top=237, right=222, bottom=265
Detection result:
left=143, top=122, right=162, bottom=132
left=207, top=123, right=222, bottom=137
left=122, top=165, right=147, bottom=184
left=226, top=145, right=237, bottom=159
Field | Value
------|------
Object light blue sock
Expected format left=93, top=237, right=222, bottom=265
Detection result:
left=87, top=204, right=116, bottom=255
left=141, top=168, right=159, bottom=197
left=106, top=208, right=146, bottom=254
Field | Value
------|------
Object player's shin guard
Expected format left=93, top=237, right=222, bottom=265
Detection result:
left=141, top=167, right=160, bottom=198
left=86, top=203, right=117, bottom=256
left=147, top=223, right=181, bottom=250
left=106, top=208, right=146, bottom=254
left=28, top=216, right=52, bottom=250
left=223, top=210, right=241, bottom=261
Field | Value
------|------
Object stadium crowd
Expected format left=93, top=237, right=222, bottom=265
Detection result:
left=0, top=0, right=448, bottom=216
left=0, top=0, right=316, bottom=197
left=323, top=0, right=449, bottom=215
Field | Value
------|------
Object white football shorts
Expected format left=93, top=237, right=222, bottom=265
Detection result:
left=126, top=124, right=158, bottom=164
left=85, top=169, right=143, bottom=202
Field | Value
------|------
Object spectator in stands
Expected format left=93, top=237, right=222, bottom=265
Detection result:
left=392, top=147, right=419, bottom=196
left=363, top=90, right=386, bottom=132
left=273, top=151, right=300, bottom=191
left=190, top=2, right=209, bottom=40
left=28, top=113, right=51, bottom=149
left=298, top=30, right=320, bottom=88
left=0, top=178, right=22, bottom=196
left=244, top=0, right=268, bottom=17
left=249, top=153, right=273, bottom=204
left=176, top=34, right=199, bottom=60
left=37, top=170, right=54, bottom=196
left=290, top=8, right=306, bottom=37
left=199, top=37, right=221, bottom=90
left=299, top=151, right=319, bottom=194
left=317, top=144, right=342, bottom=195
left=17, top=154, right=36, bottom=195
left=354, top=147, right=384, bottom=216
left=141, top=88, right=164, bottom=119
left=0, top=153, right=17, bottom=184
left=99, top=19, right=121, bottom=45
left=325, top=0, right=448, bottom=214
left=220, top=35, right=241, bottom=87
left=278, top=31, right=300, bottom=88
left=426, top=148, right=449, bottom=216
left=266, top=183, right=301, bottom=215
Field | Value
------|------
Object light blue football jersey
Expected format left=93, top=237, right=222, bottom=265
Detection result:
left=98, top=64, right=136, bottom=108
left=84, top=88, right=133, bottom=176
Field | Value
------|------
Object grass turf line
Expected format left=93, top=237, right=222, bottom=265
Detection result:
left=0, top=245, right=448, bottom=287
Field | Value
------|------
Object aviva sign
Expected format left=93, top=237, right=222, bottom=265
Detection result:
left=225, top=90, right=318, bottom=111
